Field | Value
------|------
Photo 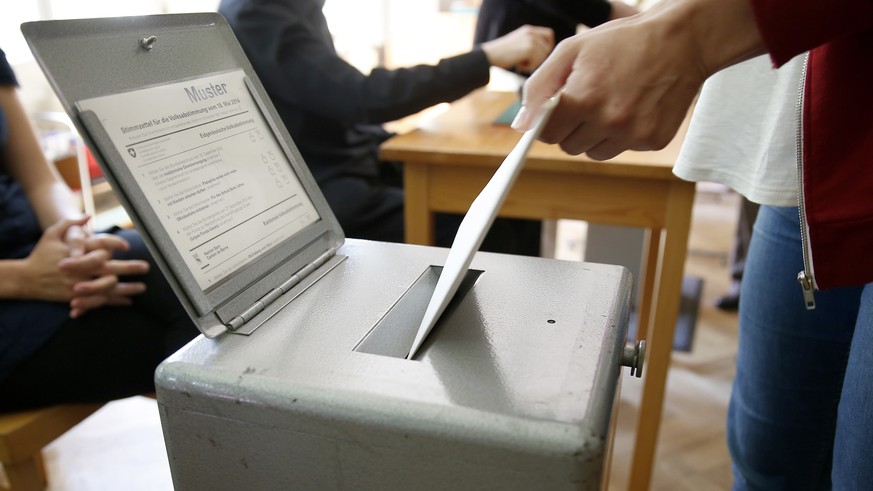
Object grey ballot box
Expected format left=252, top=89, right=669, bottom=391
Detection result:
left=156, top=239, right=632, bottom=491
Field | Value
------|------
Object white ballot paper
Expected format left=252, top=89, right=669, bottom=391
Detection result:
left=77, top=70, right=319, bottom=291
left=407, top=96, right=560, bottom=359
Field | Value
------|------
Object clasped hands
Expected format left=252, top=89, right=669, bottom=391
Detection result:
left=25, top=216, right=149, bottom=318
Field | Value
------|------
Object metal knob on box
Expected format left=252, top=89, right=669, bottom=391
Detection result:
left=622, top=339, right=646, bottom=378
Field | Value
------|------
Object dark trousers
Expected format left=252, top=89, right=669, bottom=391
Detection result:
left=730, top=196, right=760, bottom=281
left=320, top=165, right=541, bottom=256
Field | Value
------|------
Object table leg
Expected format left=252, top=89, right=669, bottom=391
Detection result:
left=627, top=181, right=695, bottom=490
left=403, top=163, right=435, bottom=245
left=635, top=228, right=661, bottom=343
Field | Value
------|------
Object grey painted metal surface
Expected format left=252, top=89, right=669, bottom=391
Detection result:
left=157, top=239, right=632, bottom=490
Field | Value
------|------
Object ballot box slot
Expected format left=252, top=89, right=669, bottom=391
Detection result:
left=354, top=266, right=483, bottom=359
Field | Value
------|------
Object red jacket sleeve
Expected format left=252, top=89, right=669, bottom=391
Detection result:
left=749, top=0, right=873, bottom=66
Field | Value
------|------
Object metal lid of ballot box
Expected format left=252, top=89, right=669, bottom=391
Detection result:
left=22, top=14, right=345, bottom=338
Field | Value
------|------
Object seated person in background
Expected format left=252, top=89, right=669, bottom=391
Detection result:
left=0, top=48, right=197, bottom=412
left=218, top=0, right=554, bottom=255
left=474, top=0, right=639, bottom=49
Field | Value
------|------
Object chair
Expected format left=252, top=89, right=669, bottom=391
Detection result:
left=0, top=404, right=103, bottom=491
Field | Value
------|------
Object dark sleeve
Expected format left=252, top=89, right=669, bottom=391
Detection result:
left=0, top=49, right=19, bottom=87
left=1, top=48, right=20, bottom=169
left=559, top=0, right=613, bottom=28
left=221, top=0, right=490, bottom=125
left=474, top=0, right=612, bottom=46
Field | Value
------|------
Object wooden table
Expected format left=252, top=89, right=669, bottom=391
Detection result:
left=380, top=89, right=696, bottom=490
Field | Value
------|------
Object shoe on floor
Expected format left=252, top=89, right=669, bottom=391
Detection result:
left=716, top=281, right=740, bottom=311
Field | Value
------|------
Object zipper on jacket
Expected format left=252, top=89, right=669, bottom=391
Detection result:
left=795, top=53, right=815, bottom=310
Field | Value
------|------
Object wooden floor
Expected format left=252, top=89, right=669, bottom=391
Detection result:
left=2, top=185, right=740, bottom=491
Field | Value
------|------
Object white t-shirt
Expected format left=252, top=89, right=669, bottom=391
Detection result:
left=673, top=54, right=806, bottom=207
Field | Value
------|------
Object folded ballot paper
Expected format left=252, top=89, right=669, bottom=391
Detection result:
left=407, top=95, right=559, bottom=359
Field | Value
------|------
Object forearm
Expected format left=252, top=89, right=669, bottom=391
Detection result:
left=648, top=0, right=766, bottom=79
left=0, top=86, right=83, bottom=229
left=27, top=180, right=82, bottom=229
left=359, top=51, right=490, bottom=123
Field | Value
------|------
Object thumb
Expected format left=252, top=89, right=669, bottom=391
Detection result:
left=511, top=43, right=574, bottom=131
left=45, top=216, right=90, bottom=248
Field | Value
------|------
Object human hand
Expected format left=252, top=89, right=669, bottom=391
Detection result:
left=58, top=233, right=150, bottom=318
left=19, top=217, right=149, bottom=317
left=512, top=0, right=765, bottom=160
left=512, top=13, right=704, bottom=160
left=481, top=24, right=555, bottom=74
left=62, top=215, right=91, bottom=257
left=21, top=217, right=97, bottom=303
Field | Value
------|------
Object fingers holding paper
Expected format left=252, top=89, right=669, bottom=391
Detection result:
left=512, top=10, right=706, bottom=161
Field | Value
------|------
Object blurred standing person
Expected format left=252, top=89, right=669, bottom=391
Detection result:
left=474, top=0, right=638, bottom=49
left=717, top=196, right=759, bottom=311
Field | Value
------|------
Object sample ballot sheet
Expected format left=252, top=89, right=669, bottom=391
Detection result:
left=78, top=70, right=319, bottom=291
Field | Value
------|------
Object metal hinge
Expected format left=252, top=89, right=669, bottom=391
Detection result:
left=225, top=247, right=337, bottom=331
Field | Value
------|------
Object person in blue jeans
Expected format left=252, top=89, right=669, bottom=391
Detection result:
left=670, top=53, right=871, bottom=489
left=733, top=205, right=865, bottom=489
left=511, top=0, right=873, bottom=485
